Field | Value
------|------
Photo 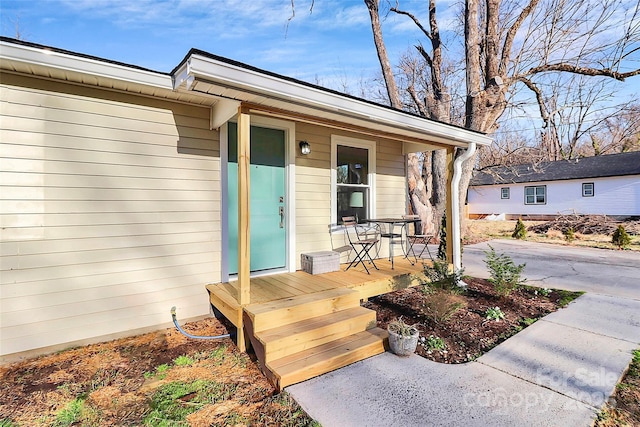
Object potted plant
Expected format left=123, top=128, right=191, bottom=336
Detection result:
left=387, top=318, right=419, bottom=356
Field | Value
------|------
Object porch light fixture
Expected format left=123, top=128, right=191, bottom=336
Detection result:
left=299, top=140, right=311, bottom=155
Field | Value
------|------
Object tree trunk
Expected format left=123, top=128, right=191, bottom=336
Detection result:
left=407, top=153, right=435, bottom=234
left=430, top=149, right=447, bottom=237
left=364, top=0, right=401, bottom=109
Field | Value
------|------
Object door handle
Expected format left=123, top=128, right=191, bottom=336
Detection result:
left=279, top=206, right=285, bottom=228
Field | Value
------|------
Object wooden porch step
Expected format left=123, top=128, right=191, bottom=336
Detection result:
left=244, top=287, right=361, bottom=333
left=256, top=306, right=378, bottom=362
left=267, top=328, right=388, bottom=390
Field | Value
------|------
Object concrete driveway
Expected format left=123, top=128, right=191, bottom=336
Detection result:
left=288, top=240, right=640, bottom=427
left=462, top=239, right=640, bottom=299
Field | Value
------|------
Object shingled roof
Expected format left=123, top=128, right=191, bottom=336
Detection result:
left=471, top=151, right=640, bottom=186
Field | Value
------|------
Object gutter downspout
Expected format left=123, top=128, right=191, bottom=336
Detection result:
left=451, top=142, right=477, bottom=279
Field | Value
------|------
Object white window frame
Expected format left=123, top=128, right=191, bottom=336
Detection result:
left=331, top=135, right=376, bottom=224
left=524, top=185, right=546, bottom=205
left=501, top=187, right=510, bottom=199
left=582, top=182, right=594, bottom=197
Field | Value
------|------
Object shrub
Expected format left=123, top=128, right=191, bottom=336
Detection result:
left=484, top=245, right=526, bottom=297
left=422, top=290, right=467, bottom=323
left=564, top=227, right=575, bottom=242
left=611, top=225, right=631, bottom=249
left=423, top=260, right=465, bottom=293
left=512, top=218, right=527, bottom=239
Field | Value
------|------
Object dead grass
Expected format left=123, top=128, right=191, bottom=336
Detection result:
left=465, top=219, right=640, bottom=251
left=595, top=349, right=640, bottom=427
left=0, top=317, right=317, bottom=427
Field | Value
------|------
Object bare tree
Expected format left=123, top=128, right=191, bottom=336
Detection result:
left=364, top=0, right=640, bottom=234
left=587, top=102, right=640, bottom=155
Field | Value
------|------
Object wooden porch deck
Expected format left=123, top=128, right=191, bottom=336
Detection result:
left=205, top=257, right=429, bottom=390
left=205, top=257, right=428, bottom=328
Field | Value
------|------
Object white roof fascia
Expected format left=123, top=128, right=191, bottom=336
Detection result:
left=182, top=53, right=492, bottom=147
left=0, top=39, right=172, bottom=90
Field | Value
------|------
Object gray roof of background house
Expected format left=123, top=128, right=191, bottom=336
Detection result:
left=471, top=151, right=640, bottom=186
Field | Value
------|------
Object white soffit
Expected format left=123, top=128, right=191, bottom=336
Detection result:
left=173, top=53, right=493, bottom=148
left=0, top=39, right=217, bottom=107
left=0, top=39, right=170, bottom=89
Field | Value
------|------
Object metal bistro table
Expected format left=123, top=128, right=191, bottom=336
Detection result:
left=363, top=217, right=418, bottom=269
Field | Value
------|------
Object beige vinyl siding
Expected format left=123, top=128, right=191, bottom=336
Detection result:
left=0, top=74, right=221, bottom=358
left=376, top=139, right=406, bottom=218
left=294, top=123, right=332, bottom=260
left=293, top=123, right=407, bottom=267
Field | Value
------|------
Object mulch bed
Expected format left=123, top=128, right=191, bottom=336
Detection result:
left=363, top=277, right=570, bottom=363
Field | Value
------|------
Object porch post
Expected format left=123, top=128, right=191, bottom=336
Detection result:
left=237, top=105, right=251, bottom=306
left=445, top=147, right=455, bottom=265
left=237, top=105, right=251, bottom=352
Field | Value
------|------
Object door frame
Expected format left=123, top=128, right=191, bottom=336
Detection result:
left=221, top=115, right=296, bottom=282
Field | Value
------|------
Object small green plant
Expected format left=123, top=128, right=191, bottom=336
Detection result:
left=556, top=290, right=585, bottom=307
left=521, top=317, right=537, bottom=326
left=484, top=245, right=526, bottom=297
left=54, top=398, right=85, bottom=427
left=145, top=363, right=170, bottom=380
left=144, top=380, right=236, bottom=426
left=423, top=335, right=446, bottom=351
left=207, top=344, right=228, bottom=365
left=539, top=287, right=551, bottom=297
left=611, top=225, right=631, bottom=249
left=173, top=355, right=194, bottom=366
left=564, top=227, right=575, bottom=242
left=512, top=218, right=527, bottom=239
left=387, top=318, right=419, bottom=337
left=423, top=260, right=465, bottom=293
left=485, top=306, right=505, bottom=321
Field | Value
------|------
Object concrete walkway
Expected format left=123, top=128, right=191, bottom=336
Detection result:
left=288, top=241, right=640, bottom=427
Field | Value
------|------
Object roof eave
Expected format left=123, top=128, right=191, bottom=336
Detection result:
left=174, top=53, right=493, bottom=148
left=0, top=38, right=172, bottom=90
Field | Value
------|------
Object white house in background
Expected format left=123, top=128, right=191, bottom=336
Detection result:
left=468, top=151, right=640, bottom=220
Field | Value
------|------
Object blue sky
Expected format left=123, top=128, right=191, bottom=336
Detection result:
left=2, top=0, right=638, bottom=142
left=1, top=0, right=456, bottom=92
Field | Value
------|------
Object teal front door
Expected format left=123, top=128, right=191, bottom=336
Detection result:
left=227, top=123, right=286, bottom=274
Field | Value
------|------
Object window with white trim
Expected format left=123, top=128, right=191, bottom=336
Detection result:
left=331, top=136, right=375, bottom=224
left=501, top=187, right=510, bottom=199
left=582, top=182, right=594, bottom=197
left=524, top=185, right=546, bottom=205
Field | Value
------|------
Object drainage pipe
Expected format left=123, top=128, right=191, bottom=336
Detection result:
left=171, top=306, right=231, bottom=340
left=451, top=142, right=477, bottom=276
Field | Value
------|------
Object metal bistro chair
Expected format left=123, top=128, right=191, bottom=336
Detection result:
left=328, top=223, right=353, bottom=262
left=403, top=214, right=435, bottom=264
left=342, top=216, right=379, bottom=274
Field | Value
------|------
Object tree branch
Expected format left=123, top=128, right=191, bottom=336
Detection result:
left=500, top=0, right=540, bottom=75
left=517, top=76, right=549, bottom=124
left=390, top=6, right=433, bottom=40
left=526, top=63, right=640, bottom=81
left=415, top=43, right=433, bottom=68
left=407, top=85, right=428, bottom=117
